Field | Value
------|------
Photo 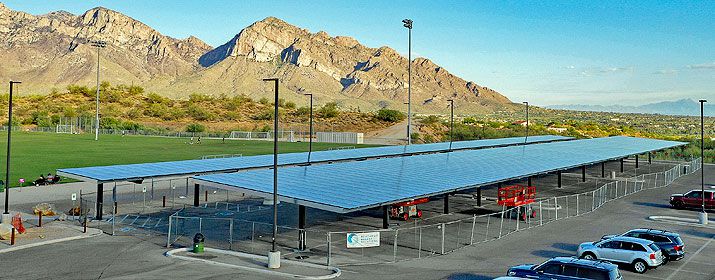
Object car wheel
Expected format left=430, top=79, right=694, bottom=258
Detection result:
left=673, top=201, right=683, bottom=209
left=661, top=254, right=670, bottom=265
left=633, top=259, right=648, bottom=274
left=580, top=252, right=596, bottom=260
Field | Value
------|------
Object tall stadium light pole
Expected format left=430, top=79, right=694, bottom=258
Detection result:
left=91, top=40, right=106, bottom=141
left=304, top=93, right=313, bottom=164
left=447, top=99, right=454, bottom=151
left=699, top=99, right=708, bottom=225
left=3, top=81, right=20, bottom=222
left=403, top=19, right=413, bottom=145
left=523, top=101, right=529, bottom=141
left=262, top=78, right=281, bottom=268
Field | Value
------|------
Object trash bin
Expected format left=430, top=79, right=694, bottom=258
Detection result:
left=193, top=233, right=205, bottom=253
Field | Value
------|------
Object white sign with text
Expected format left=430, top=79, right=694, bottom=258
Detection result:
left=346, top=232, right=380, bottom=248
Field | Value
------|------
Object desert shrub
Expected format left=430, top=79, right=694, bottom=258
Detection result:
left=186, top=104, right=215, bottom=121
left=186, top=123, right=206, bottom=133
left=421, top=115, right=441, bottom=125
left=259, top=97, right=269, bottom=105
left=296, top=106, right=310, bottom=116
left=375, top=109, right=406, bottom=122
left=285, top=101, right=296, bottom=109
left=318, top=102, right=339, bottom=118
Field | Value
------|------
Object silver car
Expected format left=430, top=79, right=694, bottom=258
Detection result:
left=577, top=236, right=664, bottom=274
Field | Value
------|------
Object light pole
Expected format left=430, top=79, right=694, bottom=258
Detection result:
left=523, top=102, right=529, bottom=141
left=91, top=40, right=106, bottom=141
left=699, top=99, right=708, bottom=225
left=403, top=19, right=413, bottom=145
left=2, top=81, right=20, bottom=224
left=447, top=99, right=454, bottom=151
left=262, top=78, right=281, bottom=268
left=304, top=93, right=313, bottom=164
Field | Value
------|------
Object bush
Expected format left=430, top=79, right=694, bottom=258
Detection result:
left=186, top=104, right=215, bottom=121
left=375, top=109, right=406, bottom=122
left=285, top=101, right=296, bottom=109
left=463, top=117, right=477, bottom=124
left=421, top=115, right=441, bottom=125
left=259, top=97, right=269, bottom=105
left=318, top=102, right=339, bottom=118
left=296, top=106, right=310, bottom=116
left=186, top=123, right=206, bottom=133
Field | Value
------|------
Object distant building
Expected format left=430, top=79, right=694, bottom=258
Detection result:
left=513, top=120, right=529, bottom=127
left=547, top=127, right=568, bottom=133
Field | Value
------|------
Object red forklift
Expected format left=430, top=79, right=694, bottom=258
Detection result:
left=497, top=185, right=537, bottom=221
left=390, top=198, right=429, bottom=221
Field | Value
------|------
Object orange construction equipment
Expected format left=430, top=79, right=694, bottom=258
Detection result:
left=390, top=197, right=429, bottom=221
left=11, top=213, right=25, bottom=234
left=497, top=185, right=536, bottom=207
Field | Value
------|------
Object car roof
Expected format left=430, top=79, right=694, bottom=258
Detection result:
left=550, top=257, right=618, bottom=270
left=688, top=189, right=715, bottom=193
left=607, top=236, right=655, bottom=245
left=627, top=228, right=679, bottom=237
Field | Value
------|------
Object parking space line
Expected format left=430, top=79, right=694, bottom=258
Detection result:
left=664, top=235, right=715, bottom=280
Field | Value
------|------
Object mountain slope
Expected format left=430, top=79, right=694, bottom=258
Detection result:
left=0, top=4, right=512, bottom=113
left=547, top=99, right=715, bottom=117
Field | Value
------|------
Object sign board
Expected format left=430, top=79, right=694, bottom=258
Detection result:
left=346, top=232, right=380, bottom=248
left=71, top=193, right=77, bottom=201
left=142, top=186, right=147, bottom=193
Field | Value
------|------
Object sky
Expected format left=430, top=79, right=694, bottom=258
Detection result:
left=4, top=1, right=714, bottom=106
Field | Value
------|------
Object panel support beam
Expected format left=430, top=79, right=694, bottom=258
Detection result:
left=620, top=158, right=624, bottom=173
left=648, top=152, right=652, bottom=164
left=96, top=183, right=103, bottom=220
left=527, top=176, right=532, bottom=186
left=443, top=194, right=450, bottom=214
left=581, top=166, right=586, bottom=182
left=557, top=171, right=562, bottom=188
left=476, top=188, right=482, bottom=207
left=194, top=183, right=200, bottom=207
left=382, top=205, right=389, bottom=229
left=635, top=155, right=639, bottom=169
left=298, top=205, right=306, bottom=251
left=601, top=162, right=605, bottom=178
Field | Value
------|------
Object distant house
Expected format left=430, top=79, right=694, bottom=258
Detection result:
left=547, top=127, right=568, bottom=133
left=513, top=120, right=529, bottom=127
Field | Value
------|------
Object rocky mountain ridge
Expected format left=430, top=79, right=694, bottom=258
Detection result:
left=0, top=4, right=513, bottom=112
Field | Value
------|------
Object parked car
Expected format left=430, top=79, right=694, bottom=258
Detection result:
left=493, top=277, right=530, bottom=280
left=670, top=189, right=715, bottom=209
left=602, top=228, right=685, bottom=262
left=507, top=257, right=622, bottom=280
left=577, top=236, right=664, bottom=273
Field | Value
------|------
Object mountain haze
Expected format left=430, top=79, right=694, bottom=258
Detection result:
left=547, top=99, right=715, bottom=117
left=0, top=4, right=512, bottom=112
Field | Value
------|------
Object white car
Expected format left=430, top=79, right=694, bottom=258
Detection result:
left=577, top=236, right=664, bottom=274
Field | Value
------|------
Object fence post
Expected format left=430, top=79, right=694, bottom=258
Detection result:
left=441, top=223, right=446, bottom=255
left=576, top=195, right=579, bottom=216
left=554, top=197, right=559, bottom=220
left=393, top=230, right=398, bottom=262
left=199, top=218, right=202, bottom=233
left=484, top=215, right=490, bottom=242
left=166, top=216, right=172, bottom=248
left=229, top=219, right=234, bottom=250
left=539, top=201, right=543, bottom=226
left=326, top=233, right=331, bottom=266
left=470, top=215, right=476, bottom=245
left=592, top=191, right=595, bottom=211
left=515, top=207, right=520, bottom=231
left=499, top=208, right=505, bottom=237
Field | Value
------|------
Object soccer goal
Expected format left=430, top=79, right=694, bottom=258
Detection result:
left=56, top=124, right=75, bottom=134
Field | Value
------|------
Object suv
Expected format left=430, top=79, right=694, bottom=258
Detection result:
left=670, top=189, right=715, bottom=209
left=577, top=236, right=664, bottom=273
left=507, top=257, right=622, bottom=280
left=602, top=229, right=685, bottom=262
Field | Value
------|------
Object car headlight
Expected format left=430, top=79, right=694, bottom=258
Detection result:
left=508, top=271, right=516, bottom=276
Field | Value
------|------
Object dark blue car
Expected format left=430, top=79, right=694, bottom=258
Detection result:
left=507, top=257, right=622, bottom=280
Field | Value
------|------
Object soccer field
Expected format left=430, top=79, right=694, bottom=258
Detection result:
left=0, top=132, right=377, bottom=188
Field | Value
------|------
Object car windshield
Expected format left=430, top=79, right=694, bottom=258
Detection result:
left=648, top=243, right=660, bottom=252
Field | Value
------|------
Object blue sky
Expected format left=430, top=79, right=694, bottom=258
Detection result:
left=4, top=1, right=714, bottom=106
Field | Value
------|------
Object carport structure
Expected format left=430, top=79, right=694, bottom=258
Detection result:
left=57, top=135, right=570, bottom=219
left=192, top=136, right=686, bottom=250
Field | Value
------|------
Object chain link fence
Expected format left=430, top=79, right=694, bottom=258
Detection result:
left=324, top=158, right=701, bottom=266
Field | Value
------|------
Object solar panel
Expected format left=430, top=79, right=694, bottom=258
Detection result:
left=193, top=136, right=686, bottom=213
left=57, top=135, right=570, bottom=182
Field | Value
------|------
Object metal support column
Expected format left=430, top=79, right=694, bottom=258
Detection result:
left=298, top=205, right=306, bottom=251
left=648, top=152, right=652, bottom=164
left=581, top=166, right=586, bottom=182
left=96, top=183, right=104, bottom=220
left=528, top=177, right=532, bottom=186
left=635, top=155, right=639, bottom=168
left=557, top=171, right=562, bottom=188
left=443, top=194, right=449, bottom=214
left=382, top=205, right=389, bottom=229
left=620, top=158, right=624, bottom=173
left=193, top=183, right=200, bottom=207
left=601, top=162, right=605, bottom=178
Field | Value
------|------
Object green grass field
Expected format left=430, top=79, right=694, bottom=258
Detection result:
left=0, top=132, right=377, bottom=188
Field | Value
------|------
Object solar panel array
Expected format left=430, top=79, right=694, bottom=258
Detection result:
left=194, top=136, right=686, bottom=213
left=57, top=135, right=570, bottom=182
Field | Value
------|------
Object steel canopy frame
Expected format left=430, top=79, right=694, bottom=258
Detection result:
left=56, top=135, right=572, bottom=184
left=191, top=136, right=687, bottom=214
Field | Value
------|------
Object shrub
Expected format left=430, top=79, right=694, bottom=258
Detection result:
left=186, top=104, right=215, bottom=121
left=259, top=97, right=269, bottom=105
left=375, top=109, right=406, bottom=122
left=296, top=106, right=310, bottom=116
left=285, top=101, right=296, bottom=109
left=186, top=123, right=206, bottom=133
left=318, top=102, right=339, bottom=118
left=463, top=117, right=477, bottom=124
left=421, top=115, right=441, bottom=125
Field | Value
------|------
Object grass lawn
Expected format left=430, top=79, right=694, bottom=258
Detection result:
left=0, top=131, right=378, bottom=188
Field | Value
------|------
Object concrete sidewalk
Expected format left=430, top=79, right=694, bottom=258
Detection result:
left=167, top=247, right=341, bottom=279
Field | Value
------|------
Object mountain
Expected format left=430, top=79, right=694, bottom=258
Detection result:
left=0, top=4, right=512, bottom=112
left=547, top=99, right=715, bottom=117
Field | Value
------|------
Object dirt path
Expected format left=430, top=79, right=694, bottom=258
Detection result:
left=364, top=120, right=408, bottom=145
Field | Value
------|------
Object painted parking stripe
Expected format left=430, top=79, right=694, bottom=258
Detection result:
left=664, top=235, right=715, bottom=280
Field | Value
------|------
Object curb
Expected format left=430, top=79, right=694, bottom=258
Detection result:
left=0, top=226, right=103, bottom=254
left=165, top=247, right=341, bottom=279
left=648, top=215, right=715, bottom=229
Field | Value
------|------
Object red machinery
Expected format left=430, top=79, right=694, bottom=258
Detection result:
left=497, top=185, right=537, bottom=220
left=390, top=198, right=429, bottom=221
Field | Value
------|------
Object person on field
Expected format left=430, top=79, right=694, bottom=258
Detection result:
left=33, top=174, right=46, bottom=186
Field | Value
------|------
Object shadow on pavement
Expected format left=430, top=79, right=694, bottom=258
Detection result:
left=680, top=229, right=715, bottom=239
left=632, top=201, right=671, bottom=209
left=551, top=242, right=578, bottom=252
left=531, top=249, right=573, bottom=258
left=446, top=273, right=496, bottom=280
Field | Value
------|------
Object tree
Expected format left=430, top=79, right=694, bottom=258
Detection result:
left=186, top=123, right=206, bottom=133
left=375, top=109, right=406, bottom=122
left=318, top=102, right=339, bottom=118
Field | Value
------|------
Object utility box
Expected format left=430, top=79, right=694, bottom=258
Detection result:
left=193, top=233, right=205, bottom=253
